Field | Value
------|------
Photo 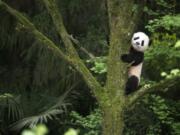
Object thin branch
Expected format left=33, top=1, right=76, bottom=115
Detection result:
left=0, top=0, right=107, bottom=105
left=127, top=76, right=180, bottom=106
left=42, top=0, right=79, bottom=58
left=68, top=35, right=95, bottom=59
left=0, top=1, right=68, bottom=62
left=128, top=1, right=146, bottom=34
left=42, top=0, right=108, bottom=102
left=41, top=0, right=106, bottom=101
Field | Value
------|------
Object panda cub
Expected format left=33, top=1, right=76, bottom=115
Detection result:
left=121, top=32, right=150, bottom=95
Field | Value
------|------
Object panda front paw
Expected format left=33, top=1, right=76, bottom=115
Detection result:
left=121, top=54, right=128, bottom=62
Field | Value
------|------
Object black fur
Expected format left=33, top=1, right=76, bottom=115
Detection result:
left=121, top=47, right=144, bottom=66
left=134, top=37, right=139, bottom=40
left=125, top=75, right=139, bottom=95
left=121, top=47, right=144, bottom=95
left=141, top=40, right=144, bottom=46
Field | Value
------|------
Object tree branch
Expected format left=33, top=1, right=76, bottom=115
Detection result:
left=42, top=0, right=79, bottom=58
left=127, top=1, right=146, bottom=34
left=127, top=76, right=180, bottom=106
left=41, top=0, right=107, bottom=102
left=0, top=0, right=107, bottom=105
left=0, top=1, right=68, bottom=62
left=68, top=35, right=95, bottom=59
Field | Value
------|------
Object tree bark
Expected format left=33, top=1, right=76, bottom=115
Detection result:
left=102, top=106, right=125, bottom=135
left=106, top=0, right=134, bottom=98
left=104, top=0, right=134, bottom=133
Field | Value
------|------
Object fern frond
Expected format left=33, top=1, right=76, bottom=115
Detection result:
left=11, top=108, right=63, bottom=129
left=11, top=88, right=76, bottom=129
left=0, top=93, right=23, bottom=120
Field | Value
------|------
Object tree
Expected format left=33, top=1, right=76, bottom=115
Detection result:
left=0, top=0, right=179, bottom=134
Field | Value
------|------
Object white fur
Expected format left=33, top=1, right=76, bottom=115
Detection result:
left=131, top=32, right=150, bottom=52
left=128, top=63, right=143, bottom=83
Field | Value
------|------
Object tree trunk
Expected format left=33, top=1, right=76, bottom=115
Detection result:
left=104, top=1, right=134, bottom=134
left=102, top=105, right=125, bottom=135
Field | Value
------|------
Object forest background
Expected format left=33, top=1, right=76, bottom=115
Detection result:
left=0, top=0, right=180, bottom=135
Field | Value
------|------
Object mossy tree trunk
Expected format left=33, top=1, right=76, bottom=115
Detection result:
left=0, top=0, right=179, bottom=135
left=102, top=1, right=133, bottom=134
left=102, top=105, right=125, bottom=135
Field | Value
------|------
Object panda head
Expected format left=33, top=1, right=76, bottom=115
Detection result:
left=131, top=32, right=150, bottom=52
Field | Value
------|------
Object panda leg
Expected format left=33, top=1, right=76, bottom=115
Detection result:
left=125, top=75, right=139, bottom=95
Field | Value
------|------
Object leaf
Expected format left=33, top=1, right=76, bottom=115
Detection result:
left=161, top=72, right=167, bottom=77
left=11, top=89, right=74, bottom=129
left=175, top=40, right=180, bottom=48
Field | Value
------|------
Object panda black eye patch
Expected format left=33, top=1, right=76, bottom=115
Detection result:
left=141, top=40, right=144, bottom=46
left=134, top=37, right=139, bottom=40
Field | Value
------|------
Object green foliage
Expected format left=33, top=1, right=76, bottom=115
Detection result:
left=86, top=57, right=107, bottom=74
left=0, top=93, right=23, bottom=121
left=146, top=15, right=180, bottom=32
left=145, top=33, right=179, bottom=80
left=21, top=124, right=48, bottom=135
left=172, top=123, right=180, bottom=135
left=11, top=89, right=74, bottom=129
left=149, top=95, right=173, bottom=125
left=144, top=0, right=178, bottom=34
left=147, top=95, right=180, bottom=134
left=0, top=0, right=180, bottom=135
left=69, top=109, right=102, bottom=135
left=0, top=1, right=103, bottom=134
left=145, top=33, right=178, bottom=59
left=161, top=69, right=180, bottom=79
left=125, top=94, right=180, bottom=135
left=144, top=0, right=175, bottom=16
left=64, top=128, right=79, bottom=135
left=125, top=99, right=159, bottom=135
left=0, top=3, right=80, bottom=133
left=142, top=6, right=180, bottom=132
left=175, top=40, right=180, bottom=48
left=79, top=28, right=108, bottom=56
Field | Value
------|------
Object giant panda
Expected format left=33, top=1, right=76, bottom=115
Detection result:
left=121, top=32, right=150, bottom=95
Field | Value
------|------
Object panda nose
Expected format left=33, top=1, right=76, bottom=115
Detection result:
left=136, top=42, right=140, bottom=45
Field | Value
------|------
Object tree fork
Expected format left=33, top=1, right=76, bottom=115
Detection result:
left=0, top=0, right=107, bottom=104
